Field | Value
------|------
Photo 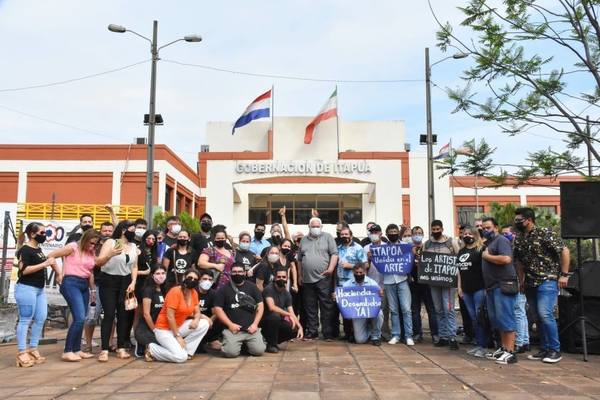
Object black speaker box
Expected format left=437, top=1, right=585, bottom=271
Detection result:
left=566, top=261, right=600, bottom=298
left=559, top=295, right=600, bottom=354
left=560, top=182, right=600, bottom=239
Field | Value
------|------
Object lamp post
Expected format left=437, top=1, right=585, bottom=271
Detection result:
left=108, top=21, right=201, bottom=228
left=425, top=47, right=468, bottom=224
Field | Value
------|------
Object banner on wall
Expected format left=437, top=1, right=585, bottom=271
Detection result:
left=8, top=219, right=80, bottom=306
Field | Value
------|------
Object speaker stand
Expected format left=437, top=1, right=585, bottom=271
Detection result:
left=559, top=238, right=600, bottom=361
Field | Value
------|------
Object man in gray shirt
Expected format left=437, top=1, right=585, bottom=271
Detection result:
left=298, top=217, right=338, bottom=340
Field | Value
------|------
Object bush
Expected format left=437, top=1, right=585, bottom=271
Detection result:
left=153, top=211, right=200, bottom=234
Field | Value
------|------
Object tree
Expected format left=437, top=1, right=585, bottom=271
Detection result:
left=153, top=211, right=200, bottom=234
left=436, top=0, right=600, bottom=180
left=457, top=138, right=496, bottom=211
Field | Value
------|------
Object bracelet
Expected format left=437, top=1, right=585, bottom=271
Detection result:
left=559, top=272, right=571, bottom=278
left=90, top=289, right=97, bottom=292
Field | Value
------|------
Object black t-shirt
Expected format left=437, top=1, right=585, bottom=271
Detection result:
left=263, top=283, right=292, bottom=316
left=456, top=247, right=485, bottom=293
left=142, top=285, right=165, bottom=322
left=255, top=261, right=284, bottom=285
left=136, top=248, right=156, bottom=288
left=190, top=233, right=211, bottom=255
left=66, top=232, right=82, bottom=245
left=199, top=289, right=215, bottom=317
left=162, top=235, right=177, bottom=248
left=235, top=250, right=258, bottom=273
left=214, top=281, right=263, bottom=329
left=164, top=248, right=198, bottom=286
left=16, top=245, right=47, bottom=289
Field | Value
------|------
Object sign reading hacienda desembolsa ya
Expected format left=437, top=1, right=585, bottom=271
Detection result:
left=235, top=160, right=372, bottom=175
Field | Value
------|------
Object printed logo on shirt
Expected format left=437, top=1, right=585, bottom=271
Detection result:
left=458, top=253, right=470, bottom=263
left=174, top=258, right=188, bottom=273
left=231, top=291, right=247, bottom=309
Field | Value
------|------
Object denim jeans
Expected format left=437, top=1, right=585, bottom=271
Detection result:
left=385, top=281, right=413, bottom=339
left=410, top=282, right=438, bottom=338
left=352, top=311, right=383, bottom=343
left=514, top=292, right=530, bottom=346
left=486, top=287, right=517, bottom=332
left=526, top=280, right=559, bottom=351
left=461, top=290, right=487, bottom=347
left=59, top=276, right=90, bottom=353
left=430, top=286, right=457, bottom=340
left=15, top=283, right=47, bottom=352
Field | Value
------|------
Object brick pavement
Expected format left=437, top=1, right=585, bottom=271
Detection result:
left=0, top=338, right=599, bottom=400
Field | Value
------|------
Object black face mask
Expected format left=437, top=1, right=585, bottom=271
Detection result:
left=271, top=235, right=282, bottom=245
left=231, top=274, right=245, bottom=285
left=354, top=274, right=365, bottom=283
left=34, top=234, right=46, bottom=244
left=281, top=248, right=291, bottom=255
left=515, top=221, right=526, bottom=232
left=478, top=228, right=485, bottom=238
left=432, top=231, right=442, bottom=240
left=387, top=234, right=399, bottom=243
left=275, top=279, right=286, bottom=288
left=463, top=236, right=475, bottom=245
left=124, top=230, right=136, bottom=242
left=200, top=222, right=212, bottom=233
left=81, top=224, right=93, bottom=232
left=254, top=231, right=264, bottom=240
left=183, top=278, right=199, bottom=289
left=214, top=240, right=226, bottom=248
left=341, top=237, right=351, bottom=244
left=177, top=239, right=189, bottom=247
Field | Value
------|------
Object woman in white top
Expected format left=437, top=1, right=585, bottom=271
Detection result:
left=96, top=220, right=139, bottom=362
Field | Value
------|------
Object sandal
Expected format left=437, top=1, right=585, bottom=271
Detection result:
left=115, top=348, right=131, bottom=359
left=144, top=348, right=154, bottom=362
left=76, top=351, right=94, bottom=359
left=27, top=348, right=46, bottom=364
left=98, top=350, right=109, bottom=362
left=16, top=352, right=34, bottom=368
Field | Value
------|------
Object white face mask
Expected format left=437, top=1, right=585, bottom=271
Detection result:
left=402, top=237, right=412, bottom=244
left=239, top=242, right=250, bottom=251
left=268, top=253, right=280, bottom=263
left=135, top=228, right=146, bottom=239
left=170, top=224, right=181, bottom=234
left=369, top=234, right=380, bottom=243
left=310, top=227, right=321, bottom=237
left=199, top=280, right=212, bottom=291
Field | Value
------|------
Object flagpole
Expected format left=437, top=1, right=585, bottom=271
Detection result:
left=449, top=138, right=457, bottom=231
left=271, top=84, right=275, bottom=150
left=335, top=85, right=340, bottom=158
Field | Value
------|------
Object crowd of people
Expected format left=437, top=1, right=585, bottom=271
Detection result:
left=13, top=205, right=570, bottom=367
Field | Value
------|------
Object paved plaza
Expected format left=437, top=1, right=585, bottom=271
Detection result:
left=1, top=332, right=599, bottom=400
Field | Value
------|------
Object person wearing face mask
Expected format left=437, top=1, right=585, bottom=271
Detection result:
left=297, top=217, right=339, bottom=341
left=196, top=270, right=222, bottom=352
left=360, top=222, right=390, bottom=247
left=135, top=265, right=167, bottom=361
left=147, top=268, right=211, bottom=363
left=342, top=264, right=384, bottom=346
left=66, top=214, right=95, bottom=244
left=255, top=246, right=284, bottom=292
left=424, top=220, right=461, bottom=350
left=456, top=227, right=488, bottom=358
left=162, top=216, right=182, bottom=248
left=409, top=226, right=439, bottom=344
left=363, top=224, right=391, bottom=340
left=279, top=239, right=299, bottom=293
left=163, top=230, right=198, bottom=290
left=234, top=232, right=259, bottom=274
left=213, top=263, right=266, bottom=358
left=513, top=207, right=569, bottom=364
left=249, top=223, right=270, bottom=258
left=190, top=213, right=214, bottom=255
left=261, top=268, right=304, bottom=353
left=95, top=220, right=140, bottom=361
left=198, top=228, right=235, bottom=289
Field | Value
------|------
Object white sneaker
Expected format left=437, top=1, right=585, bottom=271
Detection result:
left=406, top=338, right=415, bottom=346
left=388, top=337, right=400, bottom=345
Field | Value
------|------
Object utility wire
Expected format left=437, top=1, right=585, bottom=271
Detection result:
left=0, top=60, right=150, bottom=93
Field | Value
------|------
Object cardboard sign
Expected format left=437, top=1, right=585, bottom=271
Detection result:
left=417, top=251, right=458, bottom=288
left=370, top=243, right=413, bottom=275
left=335, top=284, right=381, bottom=319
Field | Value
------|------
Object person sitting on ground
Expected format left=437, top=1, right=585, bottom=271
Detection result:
left=260, top=267, right=303, bottom=353
left=134, top=265, right=167, bottom=360
left=147, top=268, right=211, bottom=363
left=213, top=263, right=266, bottom=358
left=197, top=270, right=222, bottom=352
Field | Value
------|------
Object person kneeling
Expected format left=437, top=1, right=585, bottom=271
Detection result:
left=344, top=264, right=384, bottom=346
left=261, top=268, right=303, bottom=353
left=213, top=263, right=266, bottom=358
left=148, top=268, right=211, bottom=363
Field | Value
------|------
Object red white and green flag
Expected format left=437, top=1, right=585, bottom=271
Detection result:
left=304, top=88, right=337, bottom=144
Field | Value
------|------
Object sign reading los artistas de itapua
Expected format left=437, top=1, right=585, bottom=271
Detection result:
left=235, top=160, right=372, bottom=175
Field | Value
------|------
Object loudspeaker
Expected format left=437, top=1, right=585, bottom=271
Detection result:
left=566, top=261, right=600, bottom=298
left=560, top=182, right=600, bottom=238
left=559, top=295, right=600, bottom=354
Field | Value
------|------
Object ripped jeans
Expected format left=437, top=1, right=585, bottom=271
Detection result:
left=15, top=283, right=48, bottom=352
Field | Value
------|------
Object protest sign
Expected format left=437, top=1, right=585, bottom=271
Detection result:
left=369, top=243, right=413, bottom=275
left=335, top=284, right=381, bottom=319
left=417, top=251, right=458, bottom=288
left=8, top=219, right=80, bottom=306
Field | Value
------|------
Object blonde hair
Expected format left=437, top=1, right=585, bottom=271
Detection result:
left=461, top=226, right=484, bottom=250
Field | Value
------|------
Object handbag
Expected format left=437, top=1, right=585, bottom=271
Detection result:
left=124, top=292, right=138, bottom=311
left=230, top=281, right=257, bottom=313
left=499, top=279, right=519, bottom=295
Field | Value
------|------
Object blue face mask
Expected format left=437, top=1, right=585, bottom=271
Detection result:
left=482, top=230, right=495, bottom=240
left=502, top=232, right=514, bottom=242
left=413, top=235, right=424, bottom=243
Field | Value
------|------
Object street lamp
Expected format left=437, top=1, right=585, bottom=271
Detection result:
left=108, top=21, right=202, bottom=228
left=424, top=47, right=468, bottom=224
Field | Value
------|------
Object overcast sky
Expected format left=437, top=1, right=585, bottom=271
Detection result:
left=0, top=0, right=584, bottom=172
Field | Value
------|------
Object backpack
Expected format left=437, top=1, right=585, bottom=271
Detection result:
left=424, top=237, right=456, bottom=255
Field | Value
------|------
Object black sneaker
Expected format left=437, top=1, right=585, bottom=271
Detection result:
left=434, top=339, right=449, bottom=347
left=495, top=351, right=517, bottom=365
left=266, top=345, right=279, bottom=354
left=461, top=335, right=474, bottom=345
left=449, top=340, right=459, bottom=350
left=371, top=339, right=381, bottom=346
left=542, top=350, right=562, bottom=364
left=515, top=344, right=530, bottom=354
left=527, top=350, right=547, bottom=361
left=485, top=347, right=504, bottom=360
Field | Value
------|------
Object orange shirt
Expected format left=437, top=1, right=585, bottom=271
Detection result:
left=155, top=286, right=198, bottom=330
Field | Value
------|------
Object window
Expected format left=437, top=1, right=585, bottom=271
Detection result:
left=249, top=194, right=363, bottom=224
left=456, top=206, right=484, bottom=227
left=165, top=186, right=173, bottom=212
left=536, top=205, right=557, bottom=215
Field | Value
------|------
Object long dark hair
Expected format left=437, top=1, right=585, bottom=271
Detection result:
left=180, top=267, right=200, bottom=291
left=140, top=229, right=159, bottom=267
left=144, top=264, right=167, bottom=292
left=112, top=220, right=133, bottom=240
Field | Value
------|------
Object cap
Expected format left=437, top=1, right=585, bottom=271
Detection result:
left=368, top=224, right=382, bottom=233
left=199, top=213, right=212, bottom=221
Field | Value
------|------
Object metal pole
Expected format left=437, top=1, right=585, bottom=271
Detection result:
left=586, top=116, right=598, bottom=260
left=145, top=20, right=158, bottom=229
left=425, top=47, right=435, bottom=223
left=0, top=211, right=10, bottom=302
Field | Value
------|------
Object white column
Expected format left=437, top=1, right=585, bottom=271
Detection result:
left=520, top=194, right=527, bottom=205
left=17, top=171, right=27, bottom=203
left=157, top=171, right=166, bottom=211
left=112, top=170, right=121, bottom=206
left=172, top=181, right=178, bottom=214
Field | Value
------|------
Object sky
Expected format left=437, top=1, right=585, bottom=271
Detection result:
left=0, top=0, right=588, bottom=173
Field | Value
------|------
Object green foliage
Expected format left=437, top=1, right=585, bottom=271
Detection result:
left=153, top=211, right=200, bottom=234
left=457, top=138, right=496, bottom=178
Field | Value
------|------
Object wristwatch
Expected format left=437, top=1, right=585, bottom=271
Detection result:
left=559, top=271, right=571, bottom=278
